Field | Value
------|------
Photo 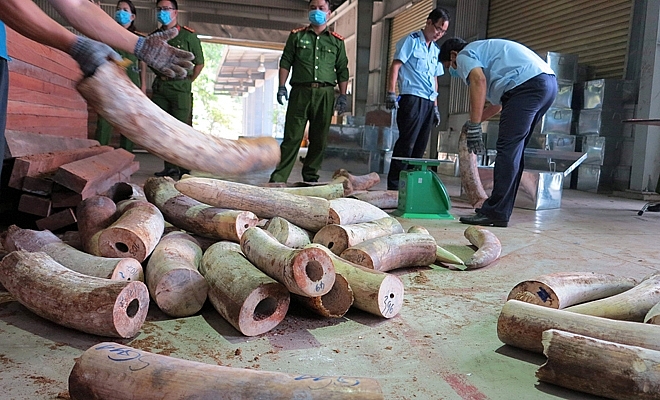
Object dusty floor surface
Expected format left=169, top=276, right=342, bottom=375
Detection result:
left=1, top=151, right=660, bottom=399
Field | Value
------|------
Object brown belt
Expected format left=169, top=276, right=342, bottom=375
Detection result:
left=292, top=82, right=334, bottom=88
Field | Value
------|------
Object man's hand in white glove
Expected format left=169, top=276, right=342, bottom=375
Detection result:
left=134, top=28, right=195, bottom=79
left=462, top=121, right=485, bottom=154
left=385, top=92, right=398, bottom=110
left=69, top=36, right=121, bottom=77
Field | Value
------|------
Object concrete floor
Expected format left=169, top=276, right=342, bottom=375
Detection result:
left=2, top=150, right=660, bottom=399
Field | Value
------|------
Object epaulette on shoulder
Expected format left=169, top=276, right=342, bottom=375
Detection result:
left=411, top=31, right=421, bottom=38
left=330, top=31, right=344, bottom=40
left=182, top=25, right=195, bottom=33
left=291, top=26, right=307, bottom=33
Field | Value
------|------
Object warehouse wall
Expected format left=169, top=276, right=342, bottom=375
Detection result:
left=6, top=28, right=88, bottom=139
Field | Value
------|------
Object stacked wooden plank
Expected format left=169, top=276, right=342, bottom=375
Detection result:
left=6, top=131, right=138, bottom=231
left=6, top=27, right=86, bottom=137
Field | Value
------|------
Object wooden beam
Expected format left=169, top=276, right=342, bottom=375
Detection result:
left=4, top=130, right=98, bottom=158
left=8, top=145, right=112, bottom=189
left=21, top=176, right=53, bottom=196
left=52, top=149, right=134, bottom=194
left=36, top=208, right=77, bottom=231
left=18, top=193, right=51, bottom=217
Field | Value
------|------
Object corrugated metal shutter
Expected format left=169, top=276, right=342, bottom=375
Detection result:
left=449, top=0, right=484, bottom=114
left=487, top=0, right=632, bottom=79
left=388, top=0, right=435, bottom=82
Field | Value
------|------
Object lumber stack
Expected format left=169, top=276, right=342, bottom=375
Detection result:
left=5, top=131, right=140, bottom=231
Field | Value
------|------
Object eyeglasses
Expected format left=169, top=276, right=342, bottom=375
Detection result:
left=156, top=6, right=175, bottom=11
left=432, top=22, right=448, bottom=35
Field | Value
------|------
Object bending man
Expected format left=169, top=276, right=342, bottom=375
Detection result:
left=439, top=37, right=557, bottom=227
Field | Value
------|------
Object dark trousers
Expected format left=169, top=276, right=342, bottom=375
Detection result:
left=95, top=116, right=134, bottom=152
left=387, top=95, right=434, bottom=190
left=151, top=80, right=193, bottom=172
left=0, top=59, right=8, bottom=192
left=270, top=86, right=335, bottom=183
left=480, top=73, right=558, bottom=221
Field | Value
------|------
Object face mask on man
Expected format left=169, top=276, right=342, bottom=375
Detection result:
left=115, top=10, right=132, bottom=25
left=449, top=67, right=460, bottom=78
left=309, top=10, right=327, bottom=26
left=158, top=10, right=173, bottom=25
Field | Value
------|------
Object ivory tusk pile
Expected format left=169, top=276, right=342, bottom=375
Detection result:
left=507, top=272, right=638, bottom=309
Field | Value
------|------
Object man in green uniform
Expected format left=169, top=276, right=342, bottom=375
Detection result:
left=95, top=0, right=147, bottom=153
left=152, top=0, right=204, bottom=178
left=95, top=45, right=143, bottom=152
left=269, top=0, right=349, bottom=183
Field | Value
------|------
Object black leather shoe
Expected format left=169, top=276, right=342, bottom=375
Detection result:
left=154, top=168, right=180, bottom=177
left=459, top=213, right=508, bottom=227
left=648, top=203, right=660, bottom=212
left=303, top=178, right=318, bottom=183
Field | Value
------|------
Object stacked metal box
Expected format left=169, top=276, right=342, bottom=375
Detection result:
left=322, top=114, right=399, bottom=175
left=525, top=53, right=579, bottom=180
left=528, top=53, right=578, bottom=150
left=573, top=79, right=630, bottom=192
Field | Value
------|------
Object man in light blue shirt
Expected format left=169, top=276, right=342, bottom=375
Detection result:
left=439, top=38, right=557, bottom=227
left=385, top=7, right=450, bottom=190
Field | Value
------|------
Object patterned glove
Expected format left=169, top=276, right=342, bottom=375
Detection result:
left=335, top=94, right=348, bottom=114
left=463, top=121, right=485, bottom=154
left=385, top=92, right=398, bottom=110
left=134, top=28, right=195, bottom=79
left=277, top=86, right=289, bottom=105
left=68, top=36, right=121, bottom=77
left=432, top=105, right=441, bottom=127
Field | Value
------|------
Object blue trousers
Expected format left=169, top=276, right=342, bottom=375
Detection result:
left=387, top=95, right=434, bottom=190
left=479, top=73, right=558, bottom=221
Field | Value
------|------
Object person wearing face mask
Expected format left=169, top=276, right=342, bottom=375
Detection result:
left=151, top=0, right=205, bottom=179
left=439, top=37, right=557, bottom=227
left=95, top=0, right=147, bottom=153
left=0, top=0, right=195, bottom=195
left=268, top=0, right=349, bottom=184
left=384, top=7, right=450, bottom=191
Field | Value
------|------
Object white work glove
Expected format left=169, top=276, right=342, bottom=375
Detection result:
left=462, top=121, right=485, bottom=155
left=69, top=36, right=121, bottom=77
left=385, top=92, right=398, bottom=110
left=134, top=28, right=195, bottom=79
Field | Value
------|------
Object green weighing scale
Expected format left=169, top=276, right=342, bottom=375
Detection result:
left=390, top=157, right=453, bottom=219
